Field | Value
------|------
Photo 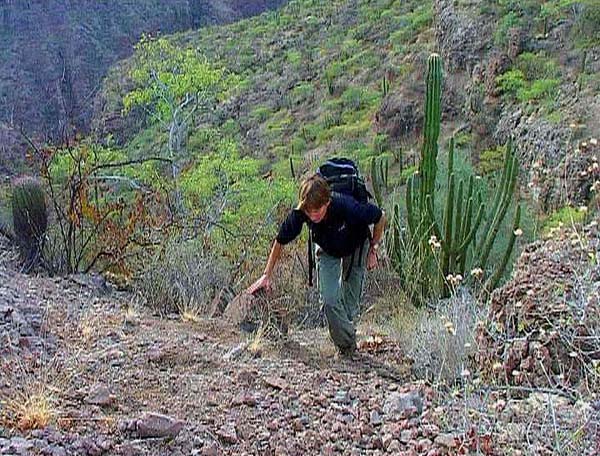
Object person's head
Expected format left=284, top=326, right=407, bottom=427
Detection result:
left=297, top=174, right=331, bottom=223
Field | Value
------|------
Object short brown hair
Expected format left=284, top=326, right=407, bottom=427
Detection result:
left=297, top=174, right=331, bottom=211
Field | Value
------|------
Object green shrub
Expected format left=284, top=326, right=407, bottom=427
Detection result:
left=454, top=131, right=472, bottom=149
left=340, top=86, right=380, bottom=112
left=496, top=69, right=527, bottom=97
left=179, top=139, right=296, bottom=260
left=400, top=165, right=418, bottom=184
left=290, top=82, right=315, bottom=105
left=516, top=52, right=560, bottom=80
left=496, top=12, right=521, bottom=44
left=479, top=145, right=506, bottom=175
left=221, top=118, right=241, bottom=138
left=249, top=105, right=273, bottom=123
left=541, top=205, right=588, bottom=236
left=286, top=50, right=302, bottom=69
left=571, top=0, right=600, bottom=48
left=373, top=133, right=389, bottom=154
left=264, top=110, right=293, bottom=141
left=188, top=127, right=221, bottom=155
left=389, top=4, right=433, bottom=44
left=516, top=78, right=560, bottom=102
left=289, top=135, right=307, bottom=155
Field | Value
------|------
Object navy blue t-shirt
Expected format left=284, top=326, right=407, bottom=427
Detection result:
left=276, top=193, right=382, bottom=258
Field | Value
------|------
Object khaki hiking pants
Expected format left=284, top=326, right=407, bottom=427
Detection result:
left=316, top=239, right=369, bottom=352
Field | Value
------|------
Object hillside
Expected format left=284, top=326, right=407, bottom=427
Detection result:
left=91, top=0, right=600, bottom=221
left=0, top=0, right=288, bottom=175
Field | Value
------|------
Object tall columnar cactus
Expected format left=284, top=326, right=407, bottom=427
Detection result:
left=381, top=74, right=390, bottom=97
left=370, top=155, right=389, bottom=207
left=390, top=53, right=521, bottom=300
left=11, top=177, right=48, bottom=272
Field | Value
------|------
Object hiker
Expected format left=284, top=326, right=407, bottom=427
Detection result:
left=246, top=169, right=386, bottom=356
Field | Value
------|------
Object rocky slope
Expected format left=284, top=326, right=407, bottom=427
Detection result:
left=1, top=233, right=598, bottom=455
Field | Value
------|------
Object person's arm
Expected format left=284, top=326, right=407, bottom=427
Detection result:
left=371, top=210, right=386, bottom=247
left=246, top=240, right=282, bottom=294
left=367, top=210, right=386, bottom=270
left=246, top=209, right=304, bottom=294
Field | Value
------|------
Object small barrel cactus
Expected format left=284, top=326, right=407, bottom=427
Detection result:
left=11, top=177, right=48, bottom=272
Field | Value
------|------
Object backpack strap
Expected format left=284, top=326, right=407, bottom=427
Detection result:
left=344, top=231, right=372, bottom=282
left=308, top=227, right=314, bottom=287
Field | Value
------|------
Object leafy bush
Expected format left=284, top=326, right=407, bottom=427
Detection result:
left=249, top=105, right=273, bottom=123
left=516, top=78, right=560, bottom=102
left=541, top=205, right=588, bottom=236
left=290, top=82, right=315, bottom=105
left=40, top=142, right=166, bottom=274
left=494, top=11, right=522, bottom=46
left=516, top=52, right=561, bottom=80
left=497, top=64, right=560, bottom=104
left=479, top=145, right=506, bottom=175
left=179, top=139, right=296, bottom=262
left=496, top=69, right=527, bottom=97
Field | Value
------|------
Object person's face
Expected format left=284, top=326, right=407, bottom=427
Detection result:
left=304, top=201, right=330, bottom=223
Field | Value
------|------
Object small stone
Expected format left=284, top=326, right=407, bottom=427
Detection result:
left=200, top=442, right=220, bottom=456
left=233, top=392, right=257, bottom=407
left=400, top=430, right=412, bottom=443
left=292, top=418, right=305, bottom=432
left=334, top=390, right=351, bottom=404
left=264, top=376, right=288, bottom=390
left=434, top=433, right=458, bottom=448
left=216, top=423, right=238, bottom=444
left=387, top=440, right=401, bottom=452
left=85, top=385, right=115, bottom=407
left=417, top=438, right=432, bottom=452
left=131, top=412, right=185, bottom=439
left=370, top=410, right=383, bottom=426
left=383, top=392, right=423, bottom=418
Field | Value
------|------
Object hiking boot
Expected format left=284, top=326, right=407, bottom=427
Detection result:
left=337, top=343, right=358, bottom=360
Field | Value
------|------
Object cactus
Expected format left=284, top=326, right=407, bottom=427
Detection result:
left=390, top=53, right=521, bottom=300
left=381, top=74, right=390, bottom=97
left=289, top=155, right=296, bottom=180
left=370, top=155, right=388, bottom=207
left=11, top=177, right=48, bottom=272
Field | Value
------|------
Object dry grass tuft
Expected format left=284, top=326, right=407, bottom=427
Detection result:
left=1, top=380, right=57, bottom=431
left=391, top=288, right=483, bottom=385
left=179, top=298, right=202, bottom=324
left=248, top=324, right=267, bottom=356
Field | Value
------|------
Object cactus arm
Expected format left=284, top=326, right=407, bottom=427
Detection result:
left=371, top=157, right=383, bottom=206
left=441, top=172, right=455, bottom=276
left=456, top=201, right=485, bottom=253
left=477, top=149, right=518, bottom=269
left=484, top=204, right=521, bottom=292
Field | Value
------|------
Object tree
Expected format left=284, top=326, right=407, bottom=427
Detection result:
left=123, top=35, right=226, bottom=212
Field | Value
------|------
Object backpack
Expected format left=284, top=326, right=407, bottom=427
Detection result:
left=307, top=157, right=373, bottom=286
left=316, top=157, right=371, bottom=204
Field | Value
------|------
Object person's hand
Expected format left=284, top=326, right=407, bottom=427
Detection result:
left=367, top=246, right=379, bottom=271
left=246, top=273, right=272, bottom=295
